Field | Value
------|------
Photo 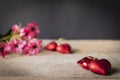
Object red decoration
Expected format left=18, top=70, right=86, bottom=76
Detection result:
left=77, top=56, right=112, bottom=75
left=77, top=56, right=95, bottom=70
left=56, top=43, right=71, bottom=53
left=45, top=41, right=71, bottom=54
left=89, top=59, right=111, bottom=75
left=45, top=41, right=57, bottom=51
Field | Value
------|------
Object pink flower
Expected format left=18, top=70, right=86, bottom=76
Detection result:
left=12, top=24, right=20, bottom=34
left=24, top=39, right=42, bottom=55
left=26, top=22, right=40, bottom=37
left=7, top=39, right=26, bottom=54
left=0, top=42, right=7, bottom=58
left=20, top=27, right=31, bottom=39
left=20, top=22, right=40, bottom=39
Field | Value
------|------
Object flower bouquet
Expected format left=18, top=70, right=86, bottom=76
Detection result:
left=0, top=22, right=42, bottom=58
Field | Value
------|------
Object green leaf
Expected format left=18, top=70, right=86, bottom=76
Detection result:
left=10, top=34, right=20, bottom=40
left=0, top=33, right=3, bottom=38
left=0, top=34, right=12, bottom=42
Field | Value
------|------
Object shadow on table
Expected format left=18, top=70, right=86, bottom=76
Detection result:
left=109, top=68, right=120, bottom=76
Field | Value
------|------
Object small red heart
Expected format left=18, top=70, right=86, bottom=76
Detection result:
left=45, top=41, right=57, bottom=51
left=56, top=43, right=71, bottom=53
left=89, top=59, right=111, bottom=75
left=77, top=56, right=95, bottom=70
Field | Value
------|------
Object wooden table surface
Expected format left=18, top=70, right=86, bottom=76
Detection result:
left=0, top=40, right=120, bottom=80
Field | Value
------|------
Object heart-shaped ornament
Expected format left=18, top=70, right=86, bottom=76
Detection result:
left=45, top=41, right=57, bottom=51
left=56, top=43, right=71, bottom=54
left=88, top=59, right=111, bottom=75
left=77, top=56, right=95, bottom=70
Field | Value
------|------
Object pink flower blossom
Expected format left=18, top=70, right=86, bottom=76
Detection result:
left=0, top=42, right=7, bottom=58
left=20, top=27, right=31, bottom=39
left=24, top=39, right=42, bottom=55
left=12, top=24, right=20, bottom=34
left=7, top=39, right=26, bottom=54
left=26, top=22, right=40, bottom=37
left=20, top=22, right=40, bottom=39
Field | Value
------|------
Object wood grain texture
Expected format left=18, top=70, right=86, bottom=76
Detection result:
left=0, top=40, right=120, bottom=80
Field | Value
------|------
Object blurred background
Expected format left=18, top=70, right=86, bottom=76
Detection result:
left=0, top=0, right=120, bottom=39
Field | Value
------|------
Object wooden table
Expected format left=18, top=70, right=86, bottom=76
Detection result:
left=0, top=40, right=120, bottom=80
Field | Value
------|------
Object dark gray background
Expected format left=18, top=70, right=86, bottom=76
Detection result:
left=0, top=0, right=120, bottom=39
